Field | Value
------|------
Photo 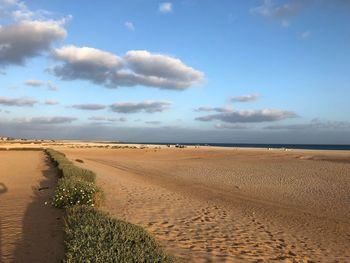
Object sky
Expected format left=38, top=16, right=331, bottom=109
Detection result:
left=0, top=0, right=350, bottom=143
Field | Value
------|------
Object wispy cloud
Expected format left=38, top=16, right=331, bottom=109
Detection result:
left=24, top=79, right=45, bottom=87
left=250, top=0, right=306, bottom=27
left=88, top=116, right=127, bottom=122
left=230, top=94, right=259, bottom=103
left=110, top=101, right=171, bottom=113
left=215, top=123, right=252, bottom=129
left=72, top=104, right=106, bottom=110
left=124, top=21, right=135, bottom=31
left=14, top=116, right=77, bottom=124
left=45, top=100, right=59, bottom=105
left=0, top=96, right=37, bottom=107
left=300, top=30, right=311, bottom=39
left=196, top=108, right=297, bottom=123
left=264, top=119, right=350, bottom=130
left=24, top=79, right=59, bottom=91
left=195, top=106, right=233, bottom=113
left=145, top=121, right=162, bottom=125
left=159, top=2, right=172, bottom=13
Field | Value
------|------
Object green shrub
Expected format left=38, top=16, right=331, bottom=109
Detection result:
left=53, top=177, right=103, bottom=208
left=60, top=164, right=96, bottom=183
left=65, top=206, right=174, bottom=263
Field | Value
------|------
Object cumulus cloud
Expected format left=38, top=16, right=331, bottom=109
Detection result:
left=45, top=99, right=59, bottom=105
left=51, top=45, right=122, bottom=85
left=264, top=119, right=350, bottom=130
left=110, top=101, right=171, bottom=113
left=230, top=94, right=259, bottom=102
left=124, top=21, right=135, bottom=31
left=0, top=96, right=37, bottom=106
left=196, top=108, right=297, bottom=123
left=0, top=20, right=66, bottom=67
left=14, top=116, right=77, bottom=124
left=72, top=104, right=106, bottom=110
left=159, top=2, right=172, bottom=13
left=195, top=106, right=233, bottom=113
left=51, top=46, right=203, bottom=90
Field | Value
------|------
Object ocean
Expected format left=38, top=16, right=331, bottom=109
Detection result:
left=120, top=143, right=350, bottom=151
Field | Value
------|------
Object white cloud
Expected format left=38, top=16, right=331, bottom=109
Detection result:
left=24, top=79, right=45, bottom=87
left=159, top=2, right=172, bottom=13
left=230, top=94, right=259, bottom=102
left=0, top=20, right=66, bottom=67
left=110, top=101, right=171, bottom=113
left=14, top=116, right=77, bottom=124
left=195, top=106, right=233, bottom=113
left=124, top=21, right=135, bottom=31
left=72, top=104, right=106, bottom=110
left=51, top=46, right=204, bottom=90
left=44, top=100, right=59, bottom=105
left=24, top=79, right=59, bottom=91
left=0, top=96, right=37, bottom=107
left=250, top=0, right=304, bottom=27
left=196, top=108, right=297, bottom=123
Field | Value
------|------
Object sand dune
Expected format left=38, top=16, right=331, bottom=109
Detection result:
left=60, top=146, right=350, bottom=262
left=0, top=151, right=63, bottom=263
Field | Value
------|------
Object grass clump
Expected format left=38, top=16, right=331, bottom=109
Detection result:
left=65, top=206, right=174, bottom=263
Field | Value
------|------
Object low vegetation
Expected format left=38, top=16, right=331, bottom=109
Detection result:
left=46, top=148, right=173, bottom=262
left=65, top=206, right=174, bottom=263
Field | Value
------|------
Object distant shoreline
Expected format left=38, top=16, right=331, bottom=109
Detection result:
left=110, top=142, right=350, bottom=151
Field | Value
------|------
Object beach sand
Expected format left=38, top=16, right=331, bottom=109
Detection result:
left=0, top=142, right=349, bottom=262
left=59, top=146, right=350, bottom=262
left=0, top=151, right=64, bottom=263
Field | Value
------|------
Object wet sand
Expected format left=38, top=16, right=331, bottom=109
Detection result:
left=60, top=146, right=350, bottom=262
left=0, top=151, right=63, bottom=263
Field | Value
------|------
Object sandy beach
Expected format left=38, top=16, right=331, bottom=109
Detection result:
left=0, top=150, right=64, bottom=263
left=0, top=143, right=349, bottom=262
left=55, top=145, right=350, bottom=262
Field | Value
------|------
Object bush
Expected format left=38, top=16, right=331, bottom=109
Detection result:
left=65, top=206, right=174, bottom=263
left=52, top=177, right=103, bottom=208
left=59, top=164, right=96, bottom=183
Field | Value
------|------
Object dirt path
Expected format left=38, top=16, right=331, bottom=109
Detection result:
left=0, top=151, right=64, bottom=263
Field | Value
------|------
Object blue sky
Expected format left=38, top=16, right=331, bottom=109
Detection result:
left=1, top=0, right=350, bottom=143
